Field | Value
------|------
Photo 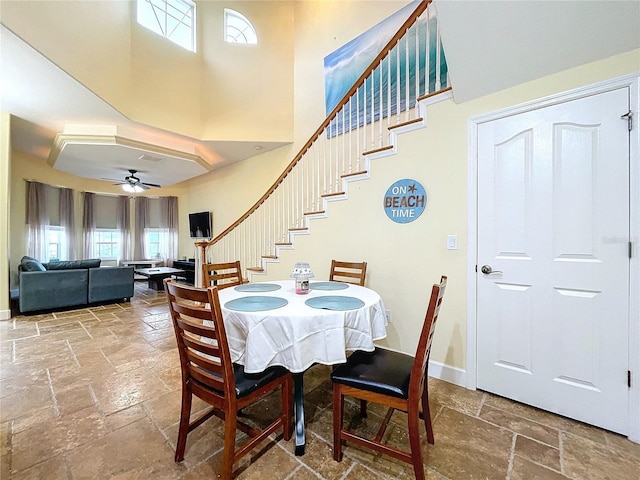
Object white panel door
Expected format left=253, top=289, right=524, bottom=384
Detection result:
left=477, top=87, right=630, bottom=434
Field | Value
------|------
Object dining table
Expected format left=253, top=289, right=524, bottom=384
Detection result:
left=217, top=279, right=388, bottom=455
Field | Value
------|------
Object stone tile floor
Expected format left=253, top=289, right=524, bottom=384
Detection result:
left=1, top=284, right=639, bottom=479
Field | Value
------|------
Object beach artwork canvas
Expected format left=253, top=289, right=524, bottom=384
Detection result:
left=323, top=2, right=447, bottom=137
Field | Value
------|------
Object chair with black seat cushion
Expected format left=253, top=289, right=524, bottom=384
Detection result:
left=164, top=279, right=292, bottom=480
left=329, top=260, right=367, bottom=286
left=331, top=276, right=447, bottom=480
left=202, top=260, right=247, bottom=289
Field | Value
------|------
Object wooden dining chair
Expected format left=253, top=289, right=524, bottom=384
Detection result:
left=164, top=279, right=293, bottom=480
left=329, top=260, right=367, bottom=286
left=331, top=276, right=447, bottom=480
left=203, top=260, right=246, bottom=289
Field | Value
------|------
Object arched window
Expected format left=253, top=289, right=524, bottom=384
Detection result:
left=137, top=0, right=196, bottom=52
left=224, top=9, right=257, bottom=44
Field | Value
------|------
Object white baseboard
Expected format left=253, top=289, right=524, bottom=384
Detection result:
left=428, top=360, right=467, bottom=388
left=0, top=309, right=11, bottom=320
left=376, top=344, right=470, bottom=389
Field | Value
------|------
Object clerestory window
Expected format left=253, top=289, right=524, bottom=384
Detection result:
left=137, top=0, right=196, bottom=52
left=224, top=9, right=257, bottom=44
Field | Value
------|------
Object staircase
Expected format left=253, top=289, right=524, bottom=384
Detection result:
left=195, top=0, right=451, bottom=285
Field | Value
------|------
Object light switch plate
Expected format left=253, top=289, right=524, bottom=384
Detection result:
left=447, top=235, right=458, bottom=250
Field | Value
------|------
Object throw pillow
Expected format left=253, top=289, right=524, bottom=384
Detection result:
left=20, top=257, right=46, bottom=271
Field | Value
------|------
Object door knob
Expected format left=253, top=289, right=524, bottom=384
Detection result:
left=481, top=265, right=503, bottom=275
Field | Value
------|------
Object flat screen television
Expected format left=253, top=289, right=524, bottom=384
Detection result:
left=189, top=211, right=212, bottom=238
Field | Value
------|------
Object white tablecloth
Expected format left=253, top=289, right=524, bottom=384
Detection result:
left=218, top=280, right=387, bottom=373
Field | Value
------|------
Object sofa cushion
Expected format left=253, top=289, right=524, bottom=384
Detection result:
left=20, top=256, right=46, bottom=271
left=88, top=267, right=134, bottom=303
left=19, top=269, right=89, bottom=313
left=44, top=259, right=101, bottom=270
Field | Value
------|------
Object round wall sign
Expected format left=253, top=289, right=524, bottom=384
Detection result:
left=383, top=179, right=427, bottom=223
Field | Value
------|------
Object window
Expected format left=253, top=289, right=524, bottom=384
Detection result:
left=95, top=229, right=122, bottom=260
left=45, top=226, right=67, bottom=262
left=145, top=228, right=169, bottom=260
left=137, top=0, right=196, bottom=52
left=224, top=9, right=257, bottom=44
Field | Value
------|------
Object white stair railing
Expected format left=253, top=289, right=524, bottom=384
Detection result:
left=197, top=0, right=449, bottom=283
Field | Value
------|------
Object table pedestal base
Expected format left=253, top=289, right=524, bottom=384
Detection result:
left=293, top=373, right=305, bottom=456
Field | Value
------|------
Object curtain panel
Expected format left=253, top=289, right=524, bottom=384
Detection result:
left=59, top=187, right=76, bottom=260
left=82, top=192, right=96, bottom=259
left=25, top=181, right=48, bottom=260
left=117, top=196, right=131, bottom=263
left=160, top=196, right=179, bottom=265
left=134, top=196, right=149, bottom=260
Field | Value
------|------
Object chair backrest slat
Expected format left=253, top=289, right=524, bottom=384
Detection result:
left=409, top=276, right=447, bottom=398
left=164, top=279, right=236, bottom=400
left=329, top=260, right=367, bottom=286
left=186, top=347, right=223, bottom=370
left=172, top=303, right=211, bottom=320
left=203, top=261, right=245, bottom=289
left=176, top=317, right=217, bottom=339
left=190, top=366, right=225, bottom=392
left=181, top=333, right=221, bottom=359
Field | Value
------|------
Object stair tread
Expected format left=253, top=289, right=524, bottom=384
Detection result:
left=363, top=145, right=393, bottom=156
left=389, top=117, right=423, bottom=130
left=321, top=191, right=346, bottom=198
left=341, top=170, right=367, bottom=178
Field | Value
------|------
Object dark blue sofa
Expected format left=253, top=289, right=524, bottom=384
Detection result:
left=18, top=256, right=134, bottom=313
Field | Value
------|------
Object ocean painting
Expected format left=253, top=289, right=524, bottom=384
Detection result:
left=324, top=2, right=447, bottom=137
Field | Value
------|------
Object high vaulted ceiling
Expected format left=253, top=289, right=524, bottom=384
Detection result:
left=0, top=25, right=289, bottom=189
left=2, top=1, right=639, bottom=188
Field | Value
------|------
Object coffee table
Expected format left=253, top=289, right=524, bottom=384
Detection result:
left=134, top=267, right=186, bottom=290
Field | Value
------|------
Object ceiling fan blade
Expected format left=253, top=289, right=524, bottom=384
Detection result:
left=100, top=177, right=126, bottom=184
left=101, top=171, right=158, bottom=190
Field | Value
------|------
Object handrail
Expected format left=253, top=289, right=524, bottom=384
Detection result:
left=202, top=0, right=431, bottom=248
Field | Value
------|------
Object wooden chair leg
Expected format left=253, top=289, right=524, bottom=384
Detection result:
left=332, top=383, right=344, bottom=461
left=221, top=412, right=238, bottom=480
left=421, top=388, right=434, bottom=444
left=175, top=388, right=193, bottom=462
left=360, top=399, right=368, bottom=418
left=407, top=406, right=425, bottom=480
left=282, top=376, right=293, bottom=441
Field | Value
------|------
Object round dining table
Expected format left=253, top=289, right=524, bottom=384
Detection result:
left=217, top=279, right=388, bottom=455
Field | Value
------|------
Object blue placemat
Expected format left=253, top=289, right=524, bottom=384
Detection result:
left=225, top=296, right=288, bottom=312
left=310, top=281, right=349, bottom=291
left=305, top=296, right=365, bottom=311
left=234, top=283, right=282, bottom=292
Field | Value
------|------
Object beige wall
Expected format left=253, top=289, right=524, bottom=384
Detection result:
left=199, top=1, right=294, bottom=141
left=0, top=112, right=10, bottom=319
left=0, top=0, right=294, bottom=143
left=184, top=47, right=640, bottom=373
left=0, top=0, right=132, bottom=108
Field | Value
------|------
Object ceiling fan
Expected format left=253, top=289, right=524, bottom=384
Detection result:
left=103, top=169, right=162, bottom=192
